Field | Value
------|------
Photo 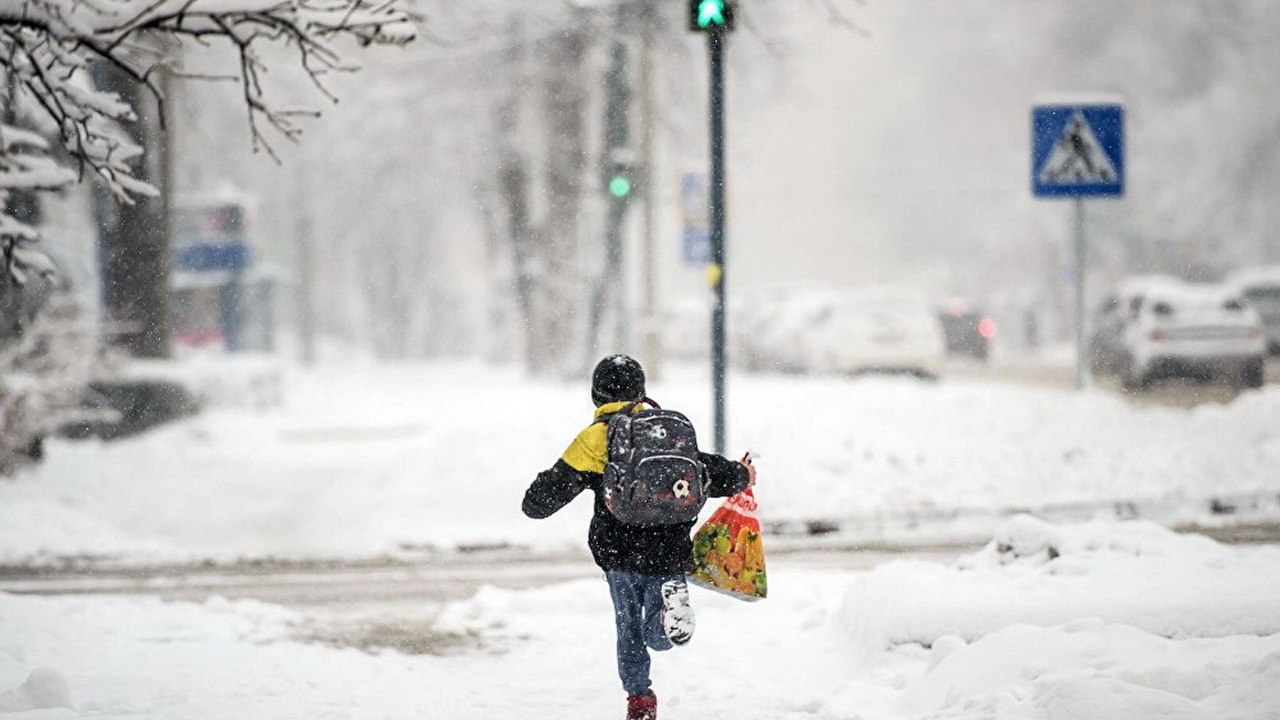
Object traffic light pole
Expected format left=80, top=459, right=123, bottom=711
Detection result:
left=708, top=27, right=727, bottom=454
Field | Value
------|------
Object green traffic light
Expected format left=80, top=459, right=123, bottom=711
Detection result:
left=697, top=0, right=727, bottom=28
left=609, top=175, right=632, bottom=198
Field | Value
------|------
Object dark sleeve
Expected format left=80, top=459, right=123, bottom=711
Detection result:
left=700, top=452, right=750, bottom=498
left=523, top=459, right=591, bottom=519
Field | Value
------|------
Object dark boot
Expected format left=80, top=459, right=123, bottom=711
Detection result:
left=626, top=693, right=657, bottom=720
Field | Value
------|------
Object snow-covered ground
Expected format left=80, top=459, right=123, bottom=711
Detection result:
left=2, top=358, right=1279, bottom=719
left=1, top=358, right=1278, bottom=565
left=2, top=516, right=1277, bottom=720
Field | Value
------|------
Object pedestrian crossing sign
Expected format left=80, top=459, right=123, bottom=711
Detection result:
left=1032, top=102, right=1124, bottom=198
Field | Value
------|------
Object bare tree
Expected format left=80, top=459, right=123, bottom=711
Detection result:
left=0, top=0, right=417, bottom=287
left=489, top=12, right=594, bottom=376
left=0, top=0, right=417, bottom=470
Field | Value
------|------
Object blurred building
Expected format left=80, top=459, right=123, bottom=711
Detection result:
left=170, top=201, right=276, bottom=352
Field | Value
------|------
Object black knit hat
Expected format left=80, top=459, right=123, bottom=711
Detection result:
left=591, top=354, right=646, bottom=407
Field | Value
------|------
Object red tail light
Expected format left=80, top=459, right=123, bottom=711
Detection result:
left=978, top=318, right=997, bottom=339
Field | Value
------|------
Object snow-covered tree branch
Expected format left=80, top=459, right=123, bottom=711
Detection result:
left=0, top=0, right=417, bottom=287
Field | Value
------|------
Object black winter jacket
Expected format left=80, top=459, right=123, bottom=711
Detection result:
left=522, top=401, right=751, bottom=574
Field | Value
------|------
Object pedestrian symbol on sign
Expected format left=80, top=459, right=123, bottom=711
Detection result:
left=1031, top=101, right=1124, bottom=198
left=1039, top=111, right=1117, bottom=185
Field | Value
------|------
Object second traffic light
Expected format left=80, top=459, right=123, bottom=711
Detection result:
left=609, top=174, right=633, bottom=199
left=606, top=161, right=642, bottom=200
left=688, top=0, right=735, bottom=33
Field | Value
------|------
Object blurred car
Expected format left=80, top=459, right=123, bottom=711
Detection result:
left=747, top=289, right=839, bottom=373
left=937, top=300, right=997, bottom=362
left=1116, top=282, right=1265, bottom=389
left=806, top=287, right=945, bottom=378
left=1089, top=274, right=1182, bottom=375
left=1228, top=265, right=1280, bottom=355
left=735, top=284, right=811, bottom=371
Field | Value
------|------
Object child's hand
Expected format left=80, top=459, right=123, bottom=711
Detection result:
left=740, top=451, right=757, bottom=487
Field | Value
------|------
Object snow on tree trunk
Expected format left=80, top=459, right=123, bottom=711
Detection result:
left=0, top=291, right=101, bottom=477
left=91, top=60, right=172, bottom=359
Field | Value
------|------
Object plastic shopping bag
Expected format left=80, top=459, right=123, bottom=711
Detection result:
left=689, top=487, right=767, bottom=601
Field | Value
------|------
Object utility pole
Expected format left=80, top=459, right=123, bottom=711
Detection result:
left=708, top=28, right=727, bottom=453
left=689, top=0, right=734, bottom=453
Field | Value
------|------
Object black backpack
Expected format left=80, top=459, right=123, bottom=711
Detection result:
left=601, top=403, right=707, bottom=525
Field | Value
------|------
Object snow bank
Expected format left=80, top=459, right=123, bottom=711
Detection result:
left=0, top=592, right=299, bottom=718
left=1, top=360, right=1278, bottom=565
left=841, top=515, right=1280, bottom=649
left=897, top=621, right=1280, bottom=720
left=835, top=516, right=1280, bottom=720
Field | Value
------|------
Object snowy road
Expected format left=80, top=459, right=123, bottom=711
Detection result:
left=0, top=545, right=972, bottom=660
left=3, top=519, right=1279, bottom=720
left=0, top=545, right=975, bottom=607
left=3, top=524, right=1276, bottom=658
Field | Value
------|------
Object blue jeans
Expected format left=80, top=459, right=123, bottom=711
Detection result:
left=605, top=570, right=684, bottom=696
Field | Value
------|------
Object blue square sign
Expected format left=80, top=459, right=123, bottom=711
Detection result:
left=1032, top=103, right=1125, bottom=198
left=682, top=226, right=711, bottom=265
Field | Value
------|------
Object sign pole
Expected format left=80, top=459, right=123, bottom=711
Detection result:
left=708, top=26, right=727, bottom=454
left=1031, top=97, right=1124, bottom=392
left=1073, top=197, right=1088, bottom=390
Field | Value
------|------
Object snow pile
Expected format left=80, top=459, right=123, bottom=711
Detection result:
left=0, top=668, right=70, bottom=713
left=0, top=593, right=299, bottom=718
left=895, top=621, right=1280, bottom=720
left=834, top=516, right=1280, bottom=720
left=431, top=578, right=613, bottom=647
left=841, top=515, right=1280, bottom=648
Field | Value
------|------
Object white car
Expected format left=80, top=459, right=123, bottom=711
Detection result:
left=805, top=287, right=945, bottom=379
left=1119, top=282, right=1266, bottom=389
left=1228, top=265, right=1280, bottom=356
left=746, top=289, right=839, bottom=373
left=735, top=284, right=816, bottom=372
left=1089, top=274, right=1183, bottom=375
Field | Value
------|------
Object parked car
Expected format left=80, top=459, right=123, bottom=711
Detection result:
left=1089, top=274, right=1182, bottom=375
left=746, top=289, right=840, bottom=373
left=735, top=284, right=814, bottom=371
left=1116, top=282, right=1265, bottom=389
left=1228, top=265, right=1280, bottom=356
left=805, top=287, right=945, bottom=378
left=937, top=300, right=996, bottom=362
